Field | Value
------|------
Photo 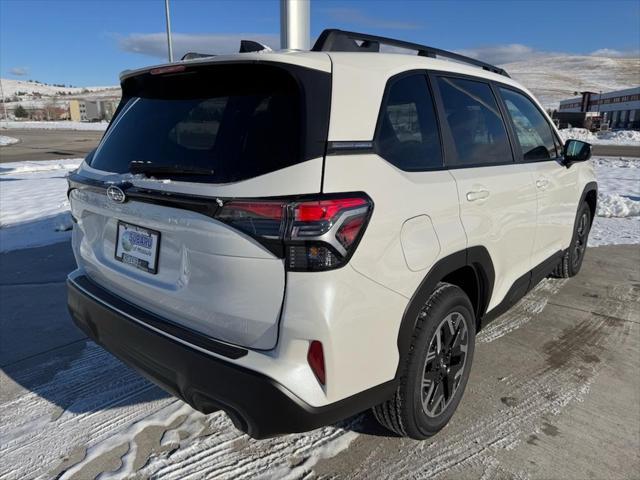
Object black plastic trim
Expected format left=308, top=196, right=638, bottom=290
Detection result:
left=395, top=246, right=495, bottom=374
left=482, top=250, right=564, bottom=326
left=67, top=276, right=397, bottom=438
left=312, top=29, right=510, bottom=77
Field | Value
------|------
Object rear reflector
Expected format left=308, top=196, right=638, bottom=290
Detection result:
left=307, top=340, right=326, bottom=385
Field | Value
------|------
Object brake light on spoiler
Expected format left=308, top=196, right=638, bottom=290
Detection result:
left=215, top=194, right=373, bottom=271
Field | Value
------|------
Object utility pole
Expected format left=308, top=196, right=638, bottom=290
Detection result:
left=0, top=77, right=8, bottom=125
left=280, top=0, right=310, bottom=50
left=165, top=0, right=174, bottom=62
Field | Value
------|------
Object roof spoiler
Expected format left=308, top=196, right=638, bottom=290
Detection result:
left=312, top=29, right=510, bottom=78
left=180, top=40, right=272, bottom=61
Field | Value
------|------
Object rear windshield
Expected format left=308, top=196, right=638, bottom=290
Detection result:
left=90, top=63, right=330, bottom=183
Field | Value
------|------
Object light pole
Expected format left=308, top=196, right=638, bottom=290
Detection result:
left=165, top=0, right=174, bottom=62
left=280, top=0, right=310, bottom=50
left=0, top=77, right=8, bottom=126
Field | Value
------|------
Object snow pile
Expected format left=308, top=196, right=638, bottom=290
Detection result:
left=597, top=193, right=640, bottom=218
left=597, top=129, right=640, bottom=144
left=559, top=128, right=597, bottom=143
left=559, top=128, right=640, bottom=146
left=589, top=156, right=640, bottom=246
left=0, top=135, right=19, bottom=146
left=0, top=158, right=82, bottom=252
left=1, top=120, right=108, bottom=131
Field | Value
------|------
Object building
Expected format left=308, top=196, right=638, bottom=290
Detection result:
left=69, top=98, right=119, bottom=122
left=555, top=87, right=640, bottom=130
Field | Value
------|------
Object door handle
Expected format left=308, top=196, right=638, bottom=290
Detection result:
left=536, top=178, right=550, bottom=189
left=466, top=190, right=490, bottom=202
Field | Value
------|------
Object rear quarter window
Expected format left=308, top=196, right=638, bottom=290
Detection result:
left=375, top=73, right=443, bottom=171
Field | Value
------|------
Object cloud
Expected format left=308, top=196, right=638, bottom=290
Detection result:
left=321, top=7, right=421, bottom=30
left=458, top=44, right=639, bottom=66
left=590, top=48, right=640, bottom=58
left=118, top=33, right=280, bottom=59
left=9, top=66, right=29, bottom=76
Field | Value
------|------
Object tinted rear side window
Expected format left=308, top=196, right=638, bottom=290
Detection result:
left=376, top=74, right=443, bottom=170
left=437, top=77, right=512, bottom=167
left=90, top=64, right=330, bottom=183
left=499, top=87, right=558, bottom=161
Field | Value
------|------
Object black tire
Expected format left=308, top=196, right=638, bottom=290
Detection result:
left=373, top=282, right=476, bottom=440
left=552, top=202, right=591, bottom=278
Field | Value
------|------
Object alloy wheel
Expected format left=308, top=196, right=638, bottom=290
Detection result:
left=421, top=311, right=469, bottom=417
left=572, top=211, right=589, bottom=270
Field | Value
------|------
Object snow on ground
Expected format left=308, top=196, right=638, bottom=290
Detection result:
left=1, top=120, right=108, bottom=131
left=0, top=135, right=19, bottom=146
left=559, top=128, right=640, bottom=146
left=0, top=159, right=82, bottom=252
left=0, top=339, right=360, bottom=480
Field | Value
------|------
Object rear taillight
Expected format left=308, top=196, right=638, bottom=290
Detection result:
left=214, top=194, right=373, bottom=271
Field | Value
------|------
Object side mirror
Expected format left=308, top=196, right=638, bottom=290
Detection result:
left=562, top=139, right=592, bottom=166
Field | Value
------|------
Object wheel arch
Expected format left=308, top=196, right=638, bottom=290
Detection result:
left=395, top=246, right=494, bottom=377
left=581, top=181, right=598, bottom=227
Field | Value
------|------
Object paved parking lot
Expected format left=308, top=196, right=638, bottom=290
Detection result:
left=0, top=242, right=638, bottom=479
left=0, top=129, right=104, bottom=163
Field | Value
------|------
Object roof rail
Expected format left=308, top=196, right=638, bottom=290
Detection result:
left=311, top=29, right=510, bottom=78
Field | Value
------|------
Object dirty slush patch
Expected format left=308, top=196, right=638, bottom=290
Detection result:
left=313, top=278, right=633, bottom=479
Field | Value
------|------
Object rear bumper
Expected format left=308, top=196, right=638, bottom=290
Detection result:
left=67, top=274, right=395, bottom=439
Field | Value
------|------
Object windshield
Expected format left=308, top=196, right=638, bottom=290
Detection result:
left=90, top=63, right=330, bottom=183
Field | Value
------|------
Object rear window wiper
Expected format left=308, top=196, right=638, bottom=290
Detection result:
left=129, top=161, right=215, bottom=177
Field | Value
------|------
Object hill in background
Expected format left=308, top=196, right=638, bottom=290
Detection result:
left=503, top=55, right=640, bottom=109
left=1, top=54, right=638, bottom=111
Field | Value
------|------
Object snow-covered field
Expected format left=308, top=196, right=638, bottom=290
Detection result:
left=0, top=135, right=19, bottom=146
left=1, top=120, right=108, bottom=131
left=502, top=55, right=640, bottom=109
left=0, top=159, right=81, bottom=252
left=1, top=78, right=116, bottom=97
left=559, top=128, right=640, bottom=146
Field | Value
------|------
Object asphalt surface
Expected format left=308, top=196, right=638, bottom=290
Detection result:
left=592, top=144, right=640, bottom=157
left=0, top=128, right=639, bottom=163
left=0, top=129, right=104, bottom=163
left=0, top=241, right=638, bottom=479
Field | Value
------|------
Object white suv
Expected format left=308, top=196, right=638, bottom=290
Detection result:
left=67, top=29, right=597, bottom=440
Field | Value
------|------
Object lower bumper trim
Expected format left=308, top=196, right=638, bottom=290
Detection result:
left=67, top=275, right=397, bottom=438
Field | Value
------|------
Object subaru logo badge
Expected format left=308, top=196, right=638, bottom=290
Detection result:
left=106, top=186, right=126, bottom=204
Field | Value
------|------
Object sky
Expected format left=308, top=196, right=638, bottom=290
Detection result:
left=1, top=0, right=639, bottom=86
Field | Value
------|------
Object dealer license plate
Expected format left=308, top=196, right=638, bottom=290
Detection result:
left=114, top=221, right=160, bottom=274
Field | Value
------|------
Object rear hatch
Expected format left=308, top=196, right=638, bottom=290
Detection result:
left=69, top=58, right=331, bottom=350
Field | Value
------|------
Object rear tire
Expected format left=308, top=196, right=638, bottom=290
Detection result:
left=552, top=202, right=591, bottom=278
left=373, top=282, right=476, bottom=440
